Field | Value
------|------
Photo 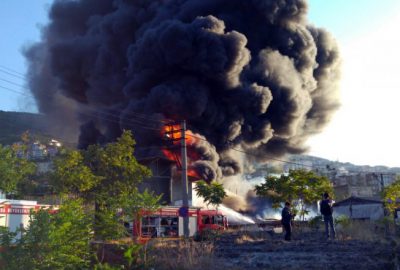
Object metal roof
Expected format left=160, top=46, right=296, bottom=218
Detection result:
left=333, top=196, right=382, bottom=207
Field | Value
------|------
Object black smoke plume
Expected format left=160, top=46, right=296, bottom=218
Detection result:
left=26, top=0, right=340, bottom=182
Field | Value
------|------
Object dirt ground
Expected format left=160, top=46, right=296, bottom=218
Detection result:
left=214, top=230, right=399, bottom=270
left=97, top=226, right=400, bottom=270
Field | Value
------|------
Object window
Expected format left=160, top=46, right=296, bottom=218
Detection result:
left=159, top=217, right=178, bottom=237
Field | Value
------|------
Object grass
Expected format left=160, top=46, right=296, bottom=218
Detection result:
left=93, top=222, right=400, bottom=269
left=147, top=239, right=224, bottom=270
left=335, top=218, right=397, bottom=242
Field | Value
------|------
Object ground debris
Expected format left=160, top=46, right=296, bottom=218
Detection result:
left=213, top=231, right=397, bottom=270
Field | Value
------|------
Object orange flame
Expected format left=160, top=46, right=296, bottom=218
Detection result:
left=161, top=124, right=201, bottom=180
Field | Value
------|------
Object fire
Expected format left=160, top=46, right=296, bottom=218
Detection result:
left=161, top=124, right=201, bottom=180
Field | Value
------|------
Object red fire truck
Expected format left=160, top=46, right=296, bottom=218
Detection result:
left=133, top=206, right=227, bottom=240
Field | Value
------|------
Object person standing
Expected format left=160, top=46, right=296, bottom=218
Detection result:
left=320, top=192, right=336, bottom=240
left=281, top=202, right=294, bottom=241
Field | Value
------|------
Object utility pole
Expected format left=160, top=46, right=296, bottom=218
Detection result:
left=180, top=120, right=190, bottom=238
left=380, top=173, right=385, bottom=191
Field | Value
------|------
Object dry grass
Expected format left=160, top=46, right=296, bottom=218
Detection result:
left=147, top=239, right=223, bottom=270
left=234, top=230, right=271, bottom=244
left=235, top=233, right=258, bottom=244
left=335, top=220, right=389, bottom=242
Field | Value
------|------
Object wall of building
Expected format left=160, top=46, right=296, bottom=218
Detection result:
left=333, top=173, right=396, bottom=198
left=334, top=204, right=384, bottom=220
left=138, top=157, right=173, bottom=205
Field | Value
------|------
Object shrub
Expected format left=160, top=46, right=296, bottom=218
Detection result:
left=308, top=215, right=323, bottom=231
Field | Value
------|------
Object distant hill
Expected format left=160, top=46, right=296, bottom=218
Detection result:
left=0, top=110, right=50, bottom=146
left=287, top=154, right=400, bottom=175
left=1, top=110, right=400, bottom=175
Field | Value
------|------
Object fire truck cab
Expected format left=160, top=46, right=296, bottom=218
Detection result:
left=133, top=206, right=227, bottom=240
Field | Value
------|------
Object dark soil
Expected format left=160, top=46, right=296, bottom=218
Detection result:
left=214, top=231, right=399, bottom=270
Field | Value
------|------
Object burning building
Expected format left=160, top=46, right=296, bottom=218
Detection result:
left=25, top=0, right=340, bottom=210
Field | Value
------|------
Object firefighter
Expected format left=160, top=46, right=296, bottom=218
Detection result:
left=281, top=202, right=294, bottom=241
left=320, top=192, right=336, bottom=240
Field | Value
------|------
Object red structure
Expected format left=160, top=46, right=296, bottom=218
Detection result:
left=133, top=206, right=227, bottom=241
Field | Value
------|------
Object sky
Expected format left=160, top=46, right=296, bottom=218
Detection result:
left=1, top=0, right=400, bottom=167
left=307, top=0, right=400, bottom=167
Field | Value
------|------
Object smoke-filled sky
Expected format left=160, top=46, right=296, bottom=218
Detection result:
left=0, top=0, right=400, bottom=168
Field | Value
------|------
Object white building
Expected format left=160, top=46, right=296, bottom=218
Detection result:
left=333, top=196, right=384, bottom=220
left=0, top=199, right=57, bottom=236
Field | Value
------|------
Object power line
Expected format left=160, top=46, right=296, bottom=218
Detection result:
left=0, top=113, right=177, bottom=154
left=0, top=84, right=31, bottom=96
left=0, top=68, right=26, bottom=80
left=0, top=65, right=342, bottom=171
left=0, top=81, right=163, bottom=131
left=0, top=65, right=25, bottom=77
left=0, top=76, right=165, bottom=129
left=0, top=77, right=26, bottom=88
left=0, top=66, right=168, bottom=125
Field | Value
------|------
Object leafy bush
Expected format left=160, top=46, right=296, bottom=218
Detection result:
left=308, top=215, right=323, bottom=230
left=0, top=198, right=92, bottom=270
left=335, top=215, right=351, bottom=227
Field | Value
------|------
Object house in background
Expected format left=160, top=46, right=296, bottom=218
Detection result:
left=333, top=196, right=384, bottom=220
left=333, top=173, right=397, bottom=200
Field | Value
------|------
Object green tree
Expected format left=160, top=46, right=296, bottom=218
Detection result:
left=53, top=130, right=150, bottom=200
left=91, top=190, right=160, bottom=241
left=0, top=144, right=36, bottom=197
left=382, top=176, right=400, bottom=214
left=194, top=180, right=227, bottom=211
left=255, top=169, right=333, bottom=220
left=0, top=198, right=92, bottom=270
left=52, top=130, right=155, bottom=240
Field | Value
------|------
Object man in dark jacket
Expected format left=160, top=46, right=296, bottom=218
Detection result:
left=320, top=192, right=336, bottom=240
left=281, top=202, right=294, bottom=241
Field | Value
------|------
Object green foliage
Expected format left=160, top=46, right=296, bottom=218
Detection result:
left=123, top=242, right=148, bottom=269
left=0, top=144, right=36, bottom=196
left=52, top=150, right=102, bottom=195
left=120, top=189, right=162, bottom=220
left=53, top=130, right=151, bottom=201
left=194, top=180, right=227, bottom=210
left=382, top=177, right=400, bottom=214
left=93, top=263, right=124, bottom=270
left=308, top=215, right=323, bottom=230
left=93, top=189, right=161, bottom=241
left=0, top=226, right=21, bottom=270
left=255, top=169, right=333, bottom=220
left=52, top=131, right=154, bottom=239
left=0, top=198, right=92, bottom=270
left=93, top=242, right=153, bottom=270
left=0, top=131, right=160, bottom=269
left=335, top=215, right=351, bottom=227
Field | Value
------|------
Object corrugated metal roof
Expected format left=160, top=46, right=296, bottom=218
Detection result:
left=333, top=196, right=382, bottom=207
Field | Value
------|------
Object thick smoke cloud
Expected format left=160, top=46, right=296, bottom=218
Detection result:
left=26, top=0, right=340, bottom=181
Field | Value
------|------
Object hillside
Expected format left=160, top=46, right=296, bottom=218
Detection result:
left=0, top=110, right=50, bottom=145
left=288, top=154, right=400, bottom=175
left=1, top=110, right=400, bottom=175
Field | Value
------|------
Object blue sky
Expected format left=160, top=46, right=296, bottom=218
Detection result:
left=1, top=0, right=400, bottom=167
left=0, top=0, right=51, bottom=111
left=308, top=0, right=400, bottom=41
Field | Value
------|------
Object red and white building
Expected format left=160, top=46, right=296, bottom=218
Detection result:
left=0, top=199, right=56, bottom=234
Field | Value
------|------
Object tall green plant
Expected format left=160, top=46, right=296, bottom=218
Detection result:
left=194, top=180, right=227, bottom=210
left=0, top=144, right=36, bottom=197
left=52, top=130, right=153, bottom=239
left=0, top=198, right=92, bottom=270
left=255, top=169, right=333, bottom=220
left=382, top=176, right=400, bottom=214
